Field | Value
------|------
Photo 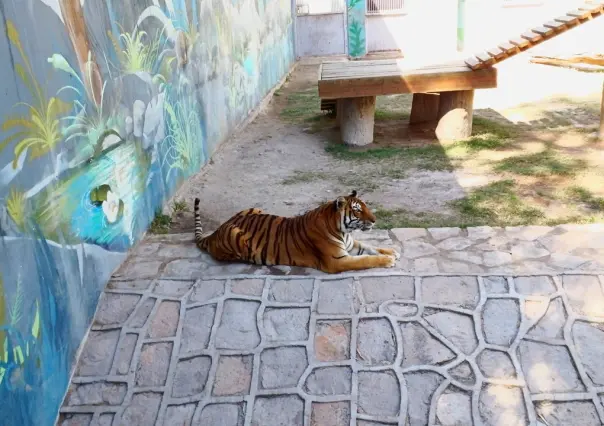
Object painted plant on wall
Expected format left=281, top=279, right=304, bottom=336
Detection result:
left=0, top=0, right=294, bottom=423
left=347, top=0, right=366, bottom=58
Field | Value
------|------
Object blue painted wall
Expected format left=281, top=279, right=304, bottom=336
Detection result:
left=0, top=0, right=294, bottom=424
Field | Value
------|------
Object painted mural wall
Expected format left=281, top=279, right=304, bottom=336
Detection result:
left=0, top=0, right=294, bottom=424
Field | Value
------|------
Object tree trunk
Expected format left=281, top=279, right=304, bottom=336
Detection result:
left=340, top=96, right=376, bottom=146
left=410, top=93, right=440, bottom=124
left=59, top=0, right=102, bottom=106
left=435, top=90, right=474, bottom=141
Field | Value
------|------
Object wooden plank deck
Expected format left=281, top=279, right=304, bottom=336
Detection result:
left=318, top=60, right=497, bottom=99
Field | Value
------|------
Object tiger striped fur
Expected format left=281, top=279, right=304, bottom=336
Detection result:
left=193, top=191, right=400, bottom=274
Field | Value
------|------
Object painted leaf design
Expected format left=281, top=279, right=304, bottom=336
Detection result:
left=31, top=301, right=40, bottom=340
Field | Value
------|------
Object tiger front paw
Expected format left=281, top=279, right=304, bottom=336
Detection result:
left=377, top=248, right=401, bottom=260
left=377, top=255, right=396, bottom=268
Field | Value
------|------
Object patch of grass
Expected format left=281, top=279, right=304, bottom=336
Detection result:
left=472, top=116, right=517, bottom=139
left=172, top=200, right=189, bottom=214
left=373, top=180, right=545, bottom=228
left=566, top=187, right=604, bottom=211
left=494, top=150, right=587, bottom=177
left=280, top=89, right=321, bottom=122
left=451, top=180, right=544, bottom=226
left=149, top=210, right=172, bottom=234
left=375, top=110, right=410, bottom=120
left=281, top=170, right=329, bottom=185
left=325, top=143, right=453, bottom=171
left=337, top=174, right=379, bottom=193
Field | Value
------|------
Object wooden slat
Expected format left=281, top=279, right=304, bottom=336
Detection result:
left=487, top=46, right=506, bottom=60
left=321, top=61, right=471, bottom=79
left=322, top=60, right=466, bottom=71
left=464, top=56, right=481, bottom=70
left=322, top=66, right=474, bottom=81
left=318, top=67, right=497, bottom=99
left=320, top=99, right=337, bottom=111
left=521, top=31, right=543, bottom=43
left=543, top=20, right=567, bottom=30
left=532, top=26, right=555, bottom=37
left=475, top=51, right=495, bottom=66
left=582, top=5, right=604, bottom=16
left=322, top=65, right=465, bottom=79
left=554, top=15, right=580, bottom=24
left=567, top=9, right=593, bottom=19
left=509, top=37, right=531, bottom=48
left=498, top=41, right=517, bottom=51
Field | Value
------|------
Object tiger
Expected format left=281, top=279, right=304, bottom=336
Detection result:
left=193, top=190, right=401, bottom=274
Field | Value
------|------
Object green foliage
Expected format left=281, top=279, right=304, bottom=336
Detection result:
left=117, top=29, right=162, bottom=73
left=0, top=272, right=41, bottom=387
left=0, top=275, right=5, bottom=363
left=162, top=89, right=204, bottom=178
left=6, top=187, right=27, bottom=231
left=348, top=0, right=363, bottom=10
left=348, top=20, right=365, bottom=57
left=0, top=21, right=71, bottom=167
left=149, top=210, right=172, bottom=234
left=172, top=200, right=189, bottom=213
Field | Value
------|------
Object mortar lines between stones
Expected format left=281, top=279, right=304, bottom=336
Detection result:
left=60, top=273, right=604, bottom=426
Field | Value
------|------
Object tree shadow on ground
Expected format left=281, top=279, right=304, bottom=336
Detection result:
left=276, top=67, right=604, bottom=228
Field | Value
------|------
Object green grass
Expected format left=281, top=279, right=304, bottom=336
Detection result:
left=374, top=110, right=410, bottom=120
left=451, top=180, right=544, bottom=226
left=372, top=180, right=546, bottom=229
left=281, top=170, right=329, bottom=185
left=566, top=187, right=604, bottom=211
left=149, top=210, right=172, bottom=234
left=325, top=142, right=454, bottom=171
left=324, top=115, right=517, bottom=172
left=494, top=150, right=587, bottom=177
left=172, top=200, right=189, bottom=214
left=280, top=89, right=322, bottom=122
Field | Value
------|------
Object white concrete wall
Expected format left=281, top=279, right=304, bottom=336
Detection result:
left=364, top=0, right=603, bottom=64
left=296, top=13, right=347, bottom=57
left=366, top=0, right=458, bottom=65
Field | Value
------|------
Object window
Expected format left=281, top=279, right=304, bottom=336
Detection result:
left=366, top=0, right=405, bottom=15
left=296, top=0, right=346, bottom=15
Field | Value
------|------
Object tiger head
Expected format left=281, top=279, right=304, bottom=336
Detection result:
left=335, top=190, right=376, bottom=233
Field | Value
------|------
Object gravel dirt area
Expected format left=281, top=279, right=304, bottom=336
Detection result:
left=166, top=57, right=604, bottom=234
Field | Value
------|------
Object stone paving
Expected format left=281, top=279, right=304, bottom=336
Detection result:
left=58, top=225, right=604, bottom=426
left=113, top=224, right=604, bottom=278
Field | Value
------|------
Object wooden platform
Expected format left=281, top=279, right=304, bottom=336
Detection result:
left=465, top=0, right=604, bottom=70
left=318, top=60, right=497, bottom=99
left=318, top=60, right=498, bottom=145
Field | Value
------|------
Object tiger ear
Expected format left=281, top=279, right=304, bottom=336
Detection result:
left=350, top=190, right=357, bottom=198
left=335, top=196, right=347, bottom=210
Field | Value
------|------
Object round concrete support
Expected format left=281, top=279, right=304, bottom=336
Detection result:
left=435, top=90, right=475, bottom=142
left=410, top=93, right=440, bottom=124
left=340, top=96, right=376, bottom=146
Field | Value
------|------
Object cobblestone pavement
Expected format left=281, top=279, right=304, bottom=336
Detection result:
left=113, top=224, right=604, bottom=279
left=59, top=226, right=604, bottom=426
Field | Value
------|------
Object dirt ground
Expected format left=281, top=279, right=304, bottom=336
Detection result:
left=166, top=57, right=604, bottom=234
